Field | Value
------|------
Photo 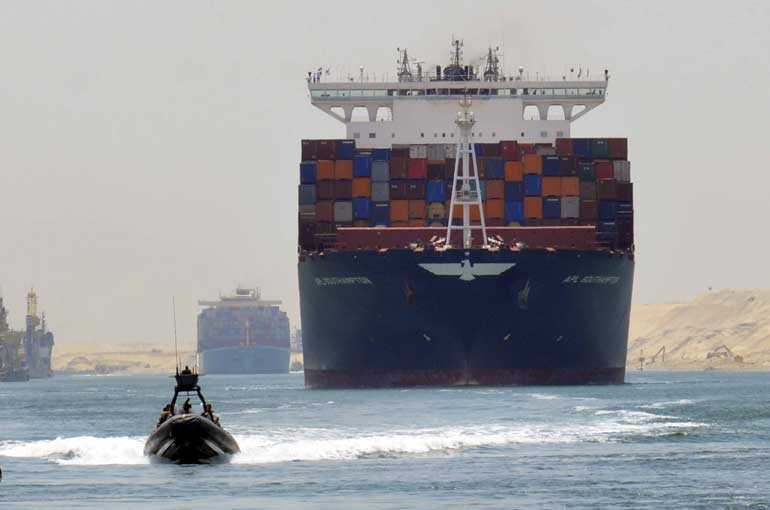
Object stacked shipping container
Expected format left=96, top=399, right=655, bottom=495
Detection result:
left=298, top=138, right=632, bottom=251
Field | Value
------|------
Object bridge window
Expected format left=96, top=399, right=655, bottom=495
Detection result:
left=375, top=107, right=392, bottom=122
left=523, top=105, right=540, bottom=120
left=338, top=90, right=351, bottom=98
left=351, top=107, right=369, bottom=122
left=351, top=90, right=363, bottom=97
left=368, top=133, right=376, bottom=139
left=540, top=131, right=548, bottom=138
left=547, top=105, right=566, bottom=120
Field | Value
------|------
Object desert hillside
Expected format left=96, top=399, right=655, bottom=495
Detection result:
left=627, top=289, right=770, bottom=370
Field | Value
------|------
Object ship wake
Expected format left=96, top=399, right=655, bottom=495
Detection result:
left=0, top=408, right=705, bottom=466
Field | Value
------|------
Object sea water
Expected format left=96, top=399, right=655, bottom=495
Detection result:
left=1, top=371, right=769, bottom=509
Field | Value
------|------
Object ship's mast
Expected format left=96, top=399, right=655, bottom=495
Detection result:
left=397, top=48, right=412, bottom=82
left=446, top=97, right=487, bottom=249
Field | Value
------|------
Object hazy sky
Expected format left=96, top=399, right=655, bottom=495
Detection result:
left=1, top=1, right=769, bottom=350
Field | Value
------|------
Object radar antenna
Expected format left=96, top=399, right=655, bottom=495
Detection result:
left=483, top=46, right=501, bottom=81
left=446, top=96, right=487, bottom=248
left=396, top=47, right=412, bottom=82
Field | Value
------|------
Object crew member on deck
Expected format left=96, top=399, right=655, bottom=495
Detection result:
left=182, top=398, right=192, bottom=414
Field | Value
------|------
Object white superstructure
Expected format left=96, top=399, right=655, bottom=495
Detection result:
left=308, top=41, right=608, bottom=148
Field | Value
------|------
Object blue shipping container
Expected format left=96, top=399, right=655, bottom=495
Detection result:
left=372, top=148, right=391, bottom=161
left=524, top=174, right=542, bottom=196
left=370, top=202, right=390, bottom=226
left=573, top=139, right=592, bottom=158
left=543, top=155, right=561, bottom=176
left=298, top=184, right=316, bottom=205
left=300, top=161, right=317, bottom=184
left=599, top=200, right=617, bottom=220
left=353, top=155, right=372, bottom=177
left=427, top=180, right=446, bottom=203
left=543, top=196, right=562, bottom=219
left=485, top=158, right=505, bottom=179
left=504, top=182, right=524, bottom=201
left=616, top=201, right=633, bottom=217
left=335, top=140, right=355, bottom=160
left=598, top=221, right=618, bottom=233
left=353, top=198, right=371, bottom=219
left=504, top=200, right=524, bottom=223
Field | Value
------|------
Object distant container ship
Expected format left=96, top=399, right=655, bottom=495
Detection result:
left=297, top=41, right=634, bottom=388
left=0, top=289, right=54, bottom=382
left=197, top=288, right=290, bottom=374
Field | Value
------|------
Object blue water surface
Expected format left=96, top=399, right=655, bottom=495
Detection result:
left=1, top=371, right=769, bottom=509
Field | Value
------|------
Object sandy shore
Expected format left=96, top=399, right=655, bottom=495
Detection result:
left=52, top=289, right=770, bottom=374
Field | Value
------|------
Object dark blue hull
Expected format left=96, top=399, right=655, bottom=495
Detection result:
left=298, top=248, right=633, bottom=388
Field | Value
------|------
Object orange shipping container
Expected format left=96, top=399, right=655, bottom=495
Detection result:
left=522, top=154, right=543, bottom=175
left=334, top=160, right=353, bottom=180
left=409, top=200, right=426, bottom=219
left=542, top=177, right=562, bottom=196
left=317, top=160, right=335, bottom=181
left=390, top=200, right=409, bottom=222
left=486, top=180, right=505, bottom=199
left=561, top=176, right=580, bottom=196
left=352, top=178, right=371, bottom=198
left=485, top=199, right=504, bottom=219
left=524, top=197, right=543, bottom=218
left=391, top=221, right=409, bottom=227
left=446, top=201, right=482, bottom=220
left=504, top=161, right=524, bottom=181
left=408, top=219, right=427, bottom=227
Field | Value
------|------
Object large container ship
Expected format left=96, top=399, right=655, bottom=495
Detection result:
left=197, top=288, right=290, bottom=374
left=298, top=41, right=634, bottom=388
left=0, top=289, right=55, bottom=382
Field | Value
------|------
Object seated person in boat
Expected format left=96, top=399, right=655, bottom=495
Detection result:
left=156, top=404, right=172, bottom=426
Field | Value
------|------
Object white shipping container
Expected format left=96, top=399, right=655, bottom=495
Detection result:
left=371, top=182, right=390, bottom=202
left=409, top=144, right=428, bottom=159
left=334, top=201, right=353, bottom=222
left=426, top=144, right=444, bottom=161
left=371, top=160, right=390, bottom=182
left=561, top=196, right=580, bottom=218
left=613, top=160, right=631, bottom=182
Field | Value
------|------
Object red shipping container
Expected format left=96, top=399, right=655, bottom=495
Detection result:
left=301, top=140, right=318, bottom=161
left=595, top=161, right=614, bottom=179
left=316, top=181, right=334, bottom=200
left=427, top=163, right=445, bottom=180
left=608, top=138, right=628, bottom=159
left=500, top=141, right=520, bottom=161
left=390, top=200, right=409, bottom=222
left=580, top=182, right=597, bottom=200
left=559, top=156, right=577, bottom=176
left=408, top=159, right=428, bottom=179
left=407, top=181, right=426, bottom=200
left=390, top=157, right=408, bottom=179
left=391, top=146, right=410, bottom=158
left=389, top=181, right=409, bottom=200
left=444, top=159, right=457, bottom=180
left=519, top=143, right=536, bottom=155
left=486, top=218, right=505, bottom=226
left=597, top=179, right=618, bottom=200
left=524, top=197, right=543, bottom=219
left=316, top=160, right=334, bottom=181
left=486, top=180, right=505, bottom=199
left=617, top=182, right=634, bottom=202
left=317, top=140, right=335, bottom=160
left=315, top=201, right=334, bottom=222
left=408, top=200, right=426, bottom=219
left=555, top=138, right=573, bottom=156
left=334, top=160, right=353, bottom=180
left=580, top=200, right=598, bottom=220
left=481, top=143, right=500, bottom=157
left=408, top=219, right=427, bottom=227
left=333, top=180, right=352, bottom=199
